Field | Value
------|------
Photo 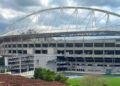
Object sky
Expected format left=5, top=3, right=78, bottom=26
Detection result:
left=0, top=0, right=120, bottom=33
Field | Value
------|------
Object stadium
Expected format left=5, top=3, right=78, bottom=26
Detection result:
left=1, top=7, right=120, bottom=74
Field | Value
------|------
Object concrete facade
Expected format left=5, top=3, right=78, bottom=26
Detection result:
left=1, top=38, right=120, bottom=74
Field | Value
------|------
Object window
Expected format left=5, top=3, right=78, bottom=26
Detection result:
left=12, top=44, right=16, bottom=48
left=109, top=65, right=114, bottom=67
left=114, top=65, right=120, bottom=67
left=8, top=50, right=11, bottom=53
left=76, top=57, right=84, bottom=62
left=81, top=64, right=85, bottom=66
left=85, top=57, right=94, bottom=62
left=84, top=50, right=93, bottom=54
left=57, top=63, right=67, bottom=66
left=105, top=58, right=112, bottom=63
left=94, top=43, right=104, bottom=47
left=104, top=50, right=114, bottom=55
left=42, top=43, right=48, bottom=47
left=115, top=50, right=120, bottom=55
left=97, top=64, right=103, bottom=66
left=75, top=50, right=83, bottom=54
left=77, top=64, right=79, bottom=66
left=23, top=50, right=27, bottom=54
left=23, top=44, right=28, bottom=48
left=84, top=43, right=93, bottom=47
left=94, top=50, right=103, bottom=55
left=77, top=69, right=85, bottom=71
left=115, top=58, right=120, bottom=63
left=66, top=50, right=73, bottom=54
left=49, top=43, right=56, bottom=47
left=17, top=44, right=22, bottom=48
left=72, top=69, right=76, bottom=71
left=88, top=64, right=93, bottom=66
left=5, top=45, right=7, bottom=48
left=116, top=44, right=120, bottom=47
left=67, top=57, right=75, bottom=62
left=57, top=67, right=67, bottom=71
left=66, top=43, right=73, bottom=47
left=35, top=50, right=41, bottom=54
left=57, top=50, right=64, bottom=54
left=13, top=50, right=16, bottom=53
left=8, top=44, right=11, bottom=48
left=105, top=43, right=115, bottom=47
left=18, top=50, right=22, bottom=54
left=104, top=64, right=107, bottom=67
left=57, top=56, right=66, bottom=61
left=35, top=44, right=41, bottom=47
left=94, top=58, right=103, bottom=62
left=57, top=43, right=64, bottom=47
left=42, top=50, right=47, bottom=54
left=75, top=43, right=83, bottom=47
left=29, top=44, right=34, bottom=48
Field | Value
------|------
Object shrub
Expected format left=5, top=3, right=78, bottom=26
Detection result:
left=55, top=73, right=68, bottom=84
left=45, top=75, right=55, bottom=81
left=34, top=67, right=68, bottom=84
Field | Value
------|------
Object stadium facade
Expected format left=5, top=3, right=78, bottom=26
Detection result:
left=0, top=35, right=120, bottom=74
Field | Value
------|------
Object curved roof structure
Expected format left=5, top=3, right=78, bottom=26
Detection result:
left=1, top=6, right=120, bottom=42
left=5, top=7, right=120, bottom=30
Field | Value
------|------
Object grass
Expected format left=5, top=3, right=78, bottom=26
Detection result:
left=67, top=78, right=83, bottom=86
left=67, top=77, right=120, bottom=86
left=107, top=77, right=120, bottom=86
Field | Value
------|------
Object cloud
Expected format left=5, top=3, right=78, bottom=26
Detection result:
left=0, top=0, right=41, bottom=12
left=75, top=0, right=120, bottom=8
left=0, top=8, right=25, bottom=19
left=39, top=0, right=50, bottom=7
left=0, top=0, right=120, bottom=35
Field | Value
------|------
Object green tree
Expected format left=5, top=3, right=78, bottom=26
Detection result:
left=34, top=67, right=68, bottom=84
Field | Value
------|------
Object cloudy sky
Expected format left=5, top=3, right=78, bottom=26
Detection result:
left=0, top=0, right=120, bottom=32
